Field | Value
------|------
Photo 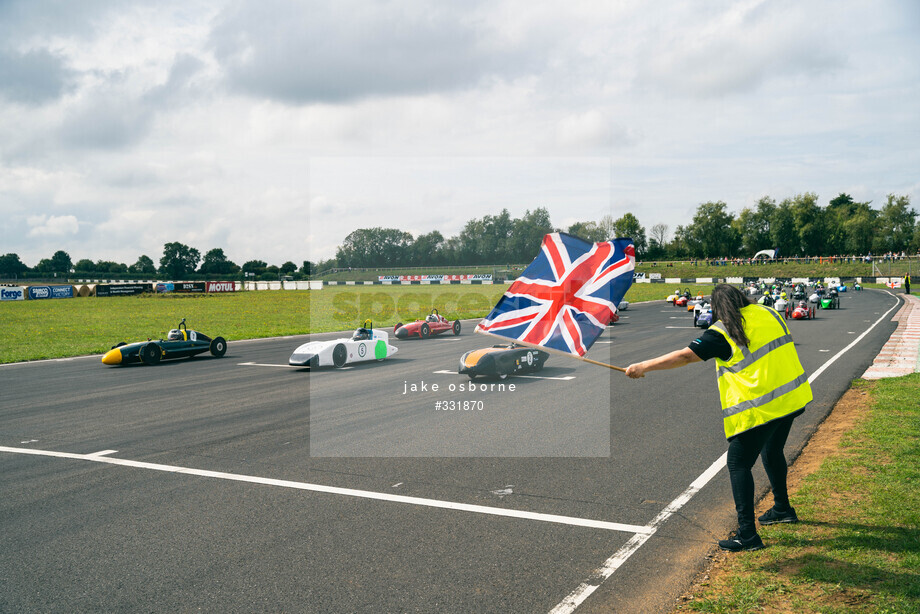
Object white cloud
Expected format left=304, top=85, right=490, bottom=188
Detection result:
left=0, top=0, right=917, bottom=266
left=27, top=214, right=80, bottom=237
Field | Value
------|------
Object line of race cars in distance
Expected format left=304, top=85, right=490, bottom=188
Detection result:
left=665, top=279, right=853, bottom=329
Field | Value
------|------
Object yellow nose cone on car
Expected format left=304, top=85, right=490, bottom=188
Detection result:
left=101, top=348, right=123, bottom=365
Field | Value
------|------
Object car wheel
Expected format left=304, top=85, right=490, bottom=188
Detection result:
left=115, top=342, right=126, bottom=348
left=140, top=342, right=161, bottom=365
left=420, top=323, right=430, bottom=339
left=394, top=322, right=403, bottom=333
left=452, top=320, right=461, bottom=335
left=210, top=336, right=227, bottom=358
left=332, top=343, right=348, bottom=368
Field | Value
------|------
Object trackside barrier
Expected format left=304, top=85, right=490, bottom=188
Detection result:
left=0, top=286, right=25, bottom=301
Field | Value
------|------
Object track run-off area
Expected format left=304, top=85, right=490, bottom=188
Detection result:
left=0, top=289, right=903, bottom=613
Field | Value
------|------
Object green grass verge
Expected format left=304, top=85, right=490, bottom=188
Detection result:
left=1, top=282, right=708, bottom=364
left=680, top=375, right=920, bottom=613
left=315, top=259, right=917, bottom=282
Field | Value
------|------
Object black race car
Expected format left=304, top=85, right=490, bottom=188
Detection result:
left=458, top=344, right=549, bottom=380
left=102, top=319, right=227, bottom=365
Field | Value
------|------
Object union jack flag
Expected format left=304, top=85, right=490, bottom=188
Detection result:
left=476, top=233, right=635, bottom=356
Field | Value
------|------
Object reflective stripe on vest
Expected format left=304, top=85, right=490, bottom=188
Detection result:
left=709, top=304, right=812, bottom=439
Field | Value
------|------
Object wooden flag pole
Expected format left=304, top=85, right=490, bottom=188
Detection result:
left=474, top=328, right=627, bottom=373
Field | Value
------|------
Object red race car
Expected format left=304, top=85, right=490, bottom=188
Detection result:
left=674, top=288, right=692, bottom=307
left=785, top=301, right=816, bottom=320
left=394, top=309, right=461, bottom=339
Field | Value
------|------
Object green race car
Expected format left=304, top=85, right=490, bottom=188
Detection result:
left=102, top=319, right=227, bottom=366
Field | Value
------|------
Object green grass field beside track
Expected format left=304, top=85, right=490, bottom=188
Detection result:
left=315, top=259, right=918, bottom=282
left=680, top=375, right=920, bottom=613
left=0, top=283, right=721, bottom=364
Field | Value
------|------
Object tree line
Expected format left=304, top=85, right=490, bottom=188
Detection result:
left=0, top=244, right=312, bottom=281
left=2, top=193, right=915, bottom=280
left=330, top=193, right=917, bottom=269
left=332, top=208, right=647, bottom=270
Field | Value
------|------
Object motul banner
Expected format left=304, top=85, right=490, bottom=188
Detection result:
left=206, top=281, right=237, bottom=293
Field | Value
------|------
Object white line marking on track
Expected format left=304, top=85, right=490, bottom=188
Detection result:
left=549, top=292, right=903, bottom=614
left=665, top=326, right=696, bottom=329
left=238, top=362, right=299, bottom=368
left=549, top=453, right=727, bottom=614
left=88, top=450, right=118, bottom=457
left=0, top=446, right=649, bottom=535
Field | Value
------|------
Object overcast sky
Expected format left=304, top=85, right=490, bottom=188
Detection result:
left=1, top=0, right=918, bottom=268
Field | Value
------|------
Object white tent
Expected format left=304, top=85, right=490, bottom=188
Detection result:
left=753, top=249, right=777, bottom=260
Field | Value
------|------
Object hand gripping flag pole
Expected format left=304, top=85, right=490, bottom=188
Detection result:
left=474, top=233, right=635, bottom=372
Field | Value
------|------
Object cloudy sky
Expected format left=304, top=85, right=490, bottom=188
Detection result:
left=1, top=0, right=918, bottom=268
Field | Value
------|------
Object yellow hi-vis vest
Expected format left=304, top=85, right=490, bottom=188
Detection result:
left=709, top=304, right=813, bottom=439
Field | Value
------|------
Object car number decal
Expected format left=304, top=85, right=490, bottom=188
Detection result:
left=358, top=344, right=366, bottom=358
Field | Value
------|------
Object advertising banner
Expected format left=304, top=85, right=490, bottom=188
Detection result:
left=27, top=285, right=74, bottom=300
left=377, top=274, right=493, bottom=282
left=95, top=283, right=152, bottom=297
left=206, top=281, right=237, bottom=293
left=1, top=286, right=25, bottom=301
left=156, top=282, right=206, bottom=293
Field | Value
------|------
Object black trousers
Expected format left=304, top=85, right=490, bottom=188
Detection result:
left=726, top=411, right=800, bottom=538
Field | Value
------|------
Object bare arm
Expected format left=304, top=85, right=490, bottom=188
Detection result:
left=625, top=347, right=701, bottom=379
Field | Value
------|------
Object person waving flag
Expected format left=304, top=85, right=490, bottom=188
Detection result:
left=476, top=233, right=634, bottom=360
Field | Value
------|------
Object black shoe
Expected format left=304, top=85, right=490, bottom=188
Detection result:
left=758, top=506, right=799, bottom=526
left=718, top=533, right=765, bottom=552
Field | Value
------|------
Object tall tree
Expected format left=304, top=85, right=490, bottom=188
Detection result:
left=199, top=248, right=238, bottom=275
left=0, top=253, right=28, bottom=278
left=843, top=203, right=876, bottom=254
left=410, top=230, right=445, bottom=265
left=509, top=208, right=554, bottom=262
left=649, top=223, right=669, bottom=247
left=242, top=260, right=268, bottom=276
left=611, top=213, right=647, bottom=254
left=770, top=200, right=798, bottom=257
left=74, top=258, right=95, bottom=273
left=50, top=250, right=72, bottom=274
left=95, top=260, right=128, bottom=274
left=686, top=201, right=739, bottom=257
left=159, top=242, right=200, bottom=278
left=668, top=225, right=691, bottom=258
left=790, top=192, right=824, bottom=256
left=128, top=255, right=157, bottom=276
left=336, top=228, right=413, bottom=268
left=598, top=214, right=617, bottom=239
left=874, top=194, right=916, bottom=253
left=566, top=221, right=605, bottom=243
left=824, top=193, right=856, bottom=255
left=280, top=261, right=297, bottom=276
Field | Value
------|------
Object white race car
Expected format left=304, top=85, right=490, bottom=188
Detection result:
left=289, top=321, right=398, bottom=368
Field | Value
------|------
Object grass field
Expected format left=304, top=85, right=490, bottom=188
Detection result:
left=0, top=282, right=722, bottom=364
left=315, top=259, right=918, bottom=282
left=678, top=375, right=920, bottom=613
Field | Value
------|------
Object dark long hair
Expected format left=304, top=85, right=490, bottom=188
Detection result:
left=710, top=284, right=752, bottom=347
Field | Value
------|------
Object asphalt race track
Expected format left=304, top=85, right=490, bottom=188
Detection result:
left=0, top=289, right=902, bottom=613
